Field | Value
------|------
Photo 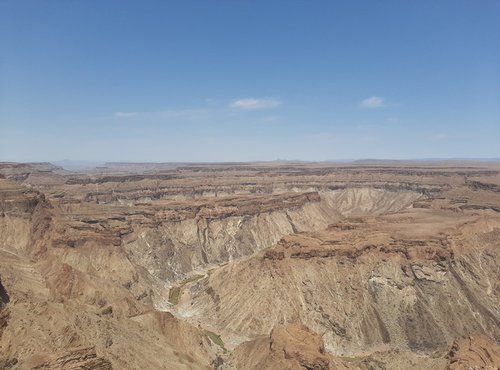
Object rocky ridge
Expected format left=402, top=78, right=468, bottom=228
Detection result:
left=0, top=161, right=499, bottom=369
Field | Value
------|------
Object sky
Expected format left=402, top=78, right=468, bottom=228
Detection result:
left=1, top=1, right=499, bottom=162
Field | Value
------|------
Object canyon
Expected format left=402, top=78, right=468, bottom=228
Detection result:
left=0, top=161, right=499, bottom=369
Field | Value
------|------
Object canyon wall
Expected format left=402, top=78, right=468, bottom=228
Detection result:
left=1, top=162, right=499, bottom=369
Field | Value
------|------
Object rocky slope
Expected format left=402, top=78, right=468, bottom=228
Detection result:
left=123, top=188, right=421, bottom=286
left=225, top=323, right=356, bottom=370
left=445, top=334, right=500, bottom=370
left=0, top=180, right=221, bottom=369
left=180, top=203, right=500, bottom=356
left=0, top=161, right=499, bottom=369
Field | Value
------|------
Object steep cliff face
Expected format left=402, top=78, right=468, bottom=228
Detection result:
left=179, top=203, right=500, bottom=359
left=0, top=183, right=45, bottom=257
left=1, top=162, right=499, bottom=370
left=123, top=188, right=421, bottom=285
left=0, top=180, right=221, bottom=369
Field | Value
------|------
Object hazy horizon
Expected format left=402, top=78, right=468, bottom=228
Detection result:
left=1, top=1, right=499, bottom=162
left=4, top=157, right=500, bottom=167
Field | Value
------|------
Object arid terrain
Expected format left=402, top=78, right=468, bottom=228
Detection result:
left=0, top=161, right=499, bottom=369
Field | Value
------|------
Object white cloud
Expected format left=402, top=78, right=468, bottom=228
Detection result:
left=114, top=111, right=138, bottom=118
left=360, top=96, right=385, bottom=108
left=230, top=98, right=282, bottom=110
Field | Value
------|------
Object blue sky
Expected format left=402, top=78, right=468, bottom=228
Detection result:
left=1, top=1, right=499, bottom=162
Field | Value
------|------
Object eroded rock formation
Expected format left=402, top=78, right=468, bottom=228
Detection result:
left=0, top=161, right=499, bottom=369
left=225, top=323, right=356, bottom=370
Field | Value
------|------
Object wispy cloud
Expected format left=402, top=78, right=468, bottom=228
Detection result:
left=114, top=111, right=138, bottom=118
left=230, top=98, right=282, bottom=110
left=360, top=96, right=385, bottom=109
